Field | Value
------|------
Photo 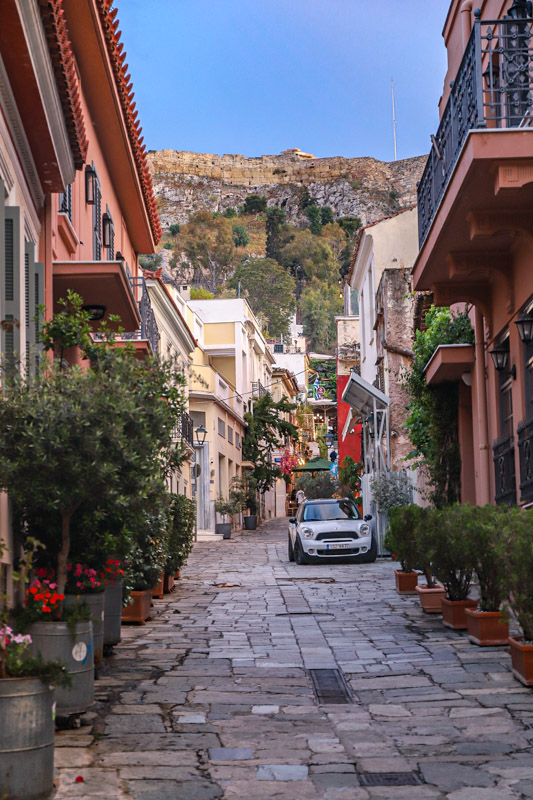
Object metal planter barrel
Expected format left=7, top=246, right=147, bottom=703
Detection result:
left=29, top=620, right=94, bottom=716
left=0, top=676, right=55, bottom=800
left=64, top=591, right=105, bottom=663
left=103, top=579, right=123, bottom=647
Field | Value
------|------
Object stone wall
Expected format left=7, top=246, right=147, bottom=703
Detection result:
left=148, top=149, right=427, bottom=229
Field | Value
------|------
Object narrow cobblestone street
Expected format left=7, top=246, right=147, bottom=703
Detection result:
left=54, top=518, right=533, bottom=800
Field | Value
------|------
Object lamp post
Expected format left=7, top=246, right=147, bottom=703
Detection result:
left=195, top=425, right=207, bottom=446
left=193, top=426, right=207, bottom=540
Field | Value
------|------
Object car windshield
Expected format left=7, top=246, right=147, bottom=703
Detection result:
left=302, top=500, right=361, bottom=522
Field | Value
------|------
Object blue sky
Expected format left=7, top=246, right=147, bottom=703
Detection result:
left=118, top=0, right=451, bottom=162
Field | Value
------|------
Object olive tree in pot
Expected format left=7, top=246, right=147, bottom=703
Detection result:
left=385, top=506, right=421, bottom=594
left=0, top=295, right=187, bottom=700
left=430, top=505, right=477, bottom=629
left=165, top=494, right=196, bottom=587
left=498, top=507, right=533, bottom=686
left=231, top=475, right=259, bottom=529
left=465, top=505, right=509, bottom=646
left=122, top=500, right=170, bottom=621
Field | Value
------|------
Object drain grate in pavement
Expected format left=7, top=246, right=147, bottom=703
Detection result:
left=359, top=773, right=423, bottom=787
left=309, top=668, right=354, bottom=704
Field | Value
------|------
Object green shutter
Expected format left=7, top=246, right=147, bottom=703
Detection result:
left=1, top=192, right=22, bottom=374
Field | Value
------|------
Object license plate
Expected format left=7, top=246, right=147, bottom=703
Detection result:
left=325, top=543, right=352, bottom=550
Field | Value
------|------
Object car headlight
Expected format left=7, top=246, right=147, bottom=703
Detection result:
left=301, top=526, right=314, bottom=538
left=359, top=523, right=370, bottom=535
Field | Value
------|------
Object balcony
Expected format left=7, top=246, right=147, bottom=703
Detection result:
left=252, top=380, right=267, bottom=398
left=174, top=412, right=194, bottom=448
left=418, top=13, right=533, bottom=249
left=493, top=434, right=517, bottom=505
left=53, top=260, right=140, bottom=332
left=517, top=415, right=533, bottom=501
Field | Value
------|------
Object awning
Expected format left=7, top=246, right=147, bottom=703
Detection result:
left=341, top=407, right=360, bottom=442
left=341, top=370, right=389, bottom=417
left=293, top=457, right=331, bottom=472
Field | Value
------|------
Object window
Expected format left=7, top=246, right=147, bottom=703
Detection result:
left=228, top=426, right=234, bottom=444
left=218, top=417, right=226, bottom=437
left=92, top=169, right=102, bottom=260
left=499, top=370, right=514, bottom=438
left=302, top=500, right=361, bottom=522
left=59, top=183, right=72, bottom=222
left=235, top=431, right=241, bottom=449
left=524, top=337, right=533, bottom=419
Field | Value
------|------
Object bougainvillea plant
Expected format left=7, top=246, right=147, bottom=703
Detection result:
left=280, top=448, right=299, bottom=476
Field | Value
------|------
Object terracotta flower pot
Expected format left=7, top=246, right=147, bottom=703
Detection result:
left=121, top=590, right=152, bottom=624
left=415, top=584, right=445, bottom=613
left=152, top=573, right=165, bottom=599
left=465, top=609, right=509, bottom=646
left=394, top=569, right=418, bottom=595
left=174, top=569, right=181, bottom=580
left=441, top=597, right=478, bottom=630
left=163, top=573, right=175, bottom=594
left=509, top=636, right=533, bottom=687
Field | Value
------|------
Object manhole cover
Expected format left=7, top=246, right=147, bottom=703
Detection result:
left=309, top=668, right=353, bottom=704
left=359, top=773, right=423, bottom=787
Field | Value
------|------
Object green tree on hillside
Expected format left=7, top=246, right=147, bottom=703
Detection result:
left=265, top=206, right=288, bottom=262
left=321, top=206, right=334, bottom=225
left=223, top=207, right=237, bottom=218
left=305, top=205, right=322, bottom=235
left=176, top=210, right=235, bottom=291
left=280, top=230, right=337, bottom=283
left=301, top=280, right=343, bottom=352
left=228, top=258, right=295, bottom=338
left=232, top=224, right=249, bottom=247
left=242, top=194, right=267, bottom=214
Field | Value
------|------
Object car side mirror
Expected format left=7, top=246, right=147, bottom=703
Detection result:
left=364, top=514, right=372, bottom=521
left=289, top=517, right=297, bottom=524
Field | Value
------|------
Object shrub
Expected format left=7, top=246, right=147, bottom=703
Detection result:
left=305, top=205, right=322, bottom=235
left=320, top=206, right=334, bottom=225
left=430, top=505, right=476, bottom=601
left=190, top=286, right=215, bottom=300
left=412, top=506, right=437, bottom=587
left=223, top=207, right=237, bottom=218
left=470, top=505, right=509, bottom=612
left=232, top=223, right=249, bottom=247
left=370, top=472, right=411, bottom=513
left=296, top=472, right=338, bottom=499
left=163, top=242, right=173, bottom=250
left=169, top=223, right=180, bottom=236
left=124, top=503, right=170, bottom=592
left=498, top=507, right=533, bottom=641
left=386, top=505, right=421, bottom=573
left=166, top=494, right=196, bottom=575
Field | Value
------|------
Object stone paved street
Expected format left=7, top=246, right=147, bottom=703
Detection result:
left=54, top=518, right=533, bottom=799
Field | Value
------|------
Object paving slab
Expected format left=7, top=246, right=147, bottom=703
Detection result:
left=53, top=518, right=533, bottom=799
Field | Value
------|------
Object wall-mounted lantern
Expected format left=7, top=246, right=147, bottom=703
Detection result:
left=515, top=311, right=533, bottom=345
left=102, top=213, right=113, bottom=248
left=85, top=165, right=96, bottom=205
left=489, top=341, right=516, bottom=379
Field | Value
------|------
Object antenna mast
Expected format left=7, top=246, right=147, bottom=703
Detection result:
left=391, top=77, right=397, bottom=161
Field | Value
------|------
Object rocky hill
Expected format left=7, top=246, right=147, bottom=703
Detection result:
left=147, top=148, right=426, bottom=229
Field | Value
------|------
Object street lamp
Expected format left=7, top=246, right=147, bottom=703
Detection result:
left=85, top=165, right=96, bottom=204
left=102, top=213, right=113, bottom=248
left=489, top=341, right=516, bottom=379
left=515, top=311, right=533, bottom=345
left=195, top=425, right=207, bottom=445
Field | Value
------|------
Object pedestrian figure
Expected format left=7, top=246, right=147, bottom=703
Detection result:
left=296, top=488, right=305, bottom=507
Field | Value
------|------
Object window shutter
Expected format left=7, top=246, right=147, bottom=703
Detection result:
left=1, top=201, right=21, bottom=374
left=93, top=171, right=102, bottom=261
left=24, top=240, right=43, bottom=375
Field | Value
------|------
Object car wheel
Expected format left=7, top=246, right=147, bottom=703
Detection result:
left=294, top=537, right=308, bottom=565
left=288, top=535, right=295, bottom=562
left=360, top=535, right=377, bottom=563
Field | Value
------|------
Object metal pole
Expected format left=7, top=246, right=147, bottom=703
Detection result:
left=391, top=78, right=398, bottom=161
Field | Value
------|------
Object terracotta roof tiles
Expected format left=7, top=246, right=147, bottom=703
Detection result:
left=38, top=0, right=88, bottom=170
left=95, top=0, right=162, bottom=244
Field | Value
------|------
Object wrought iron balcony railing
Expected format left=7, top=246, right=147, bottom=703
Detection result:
left=517, top=415, right=533, bottom=501
left=252, top=380, right=267, bottom=398
left=418, top=12, right=533, bottom=246
left=122, top=276, right=160, bottom=355
left=174, top=411, right=194, bottom=447
left=493, top=433, right=517, bottom=505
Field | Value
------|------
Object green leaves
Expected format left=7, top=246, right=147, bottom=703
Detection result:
left=243, top=393, right=298, bottom=494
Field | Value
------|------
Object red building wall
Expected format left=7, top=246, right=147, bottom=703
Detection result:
left=337, top=374, right=362, bottom=466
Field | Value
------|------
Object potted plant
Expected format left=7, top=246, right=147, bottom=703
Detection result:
left=102, top=558, right=124, bottom=652
left=0, top=544, right=69, bottom=800
left=166, top=494, right=196, bottom=585
left=430, top=505, right=477, bottom=629
left=122, top=503, right=169, bottom=622
left=413, top=507, right=446, bottom=613
left=498, top=508, right=533, bottom=686
left=231, top=475, right=258, bottom=530
left=215, top=496, right=235, bottom=538
left=465, top=506, right=509, bottom=646
left=386, top=505, right=420, bottom=594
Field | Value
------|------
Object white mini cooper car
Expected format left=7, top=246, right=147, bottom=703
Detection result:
left=288, top=498, right=376, bottom=564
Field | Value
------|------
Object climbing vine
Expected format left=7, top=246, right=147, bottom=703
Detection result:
left=404, top=306, right=475, bottom=508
